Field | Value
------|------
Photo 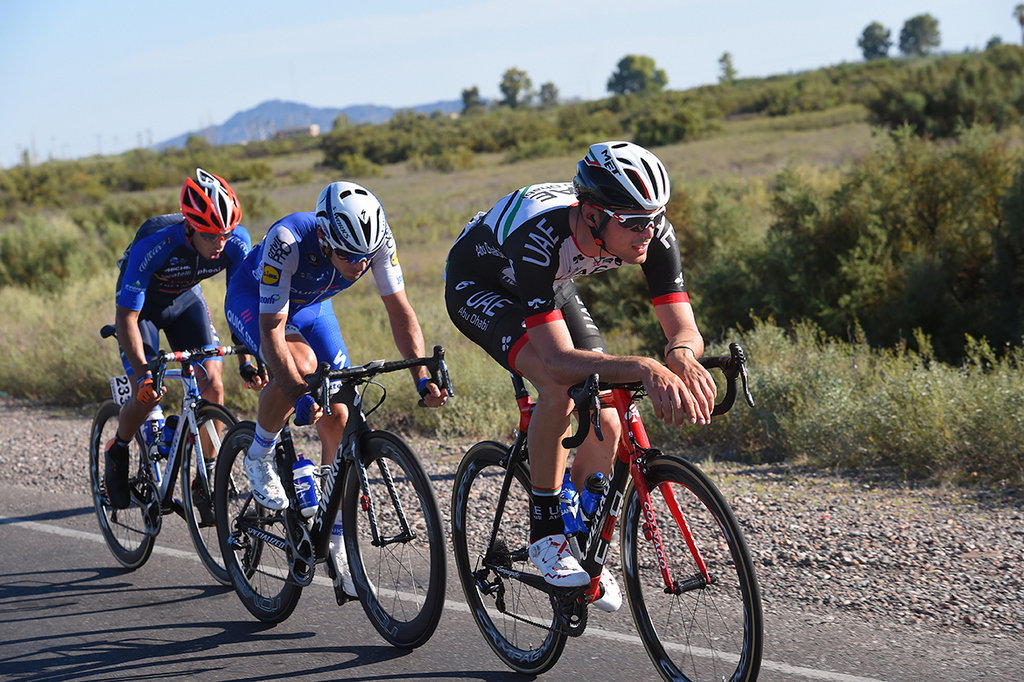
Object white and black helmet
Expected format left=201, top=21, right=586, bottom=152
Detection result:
left=315, top=181, right=389, bottom=256
left=573, top=141, right=671, bottom=211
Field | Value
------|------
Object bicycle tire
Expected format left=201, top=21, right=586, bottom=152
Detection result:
left=450, top=441, right=567, bottom=675
left=620, top=454, right=763, bottom=682
left=88, top=399, right=156, bottom=569
left=214, top=420, right=301, bottom=623
left=180, top=402, right=237, bottom=586
left=343, top=430, right=447, bottom=648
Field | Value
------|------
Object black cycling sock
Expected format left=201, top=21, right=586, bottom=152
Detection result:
left=110, top=436, right=131, bottom=454
left=530, top=493, right=564, bottom=544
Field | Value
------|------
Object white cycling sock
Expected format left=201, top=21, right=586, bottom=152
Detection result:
left=247, top=423, right=280, bottom=461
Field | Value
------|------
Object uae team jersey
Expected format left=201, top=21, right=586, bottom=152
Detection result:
left=116, top=214, right=251, bottom=312
left=451, top=181, right=687, bottom=327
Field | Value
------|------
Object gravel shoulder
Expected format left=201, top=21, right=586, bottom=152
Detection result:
left=4, top=395, right=1022, bottom=646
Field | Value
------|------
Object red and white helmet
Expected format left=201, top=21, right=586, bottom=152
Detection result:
left=180, top=168, right=242, bottom=234
left=573, top=141, right=670, bottom=211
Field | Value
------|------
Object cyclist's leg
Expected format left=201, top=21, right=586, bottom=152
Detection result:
left=557, top=285, right=622, bottom=488
left=163, top=287, right=225, bottom=462
left=298, top=299, right=352, bottom=466
left=446, top=274, right=586, bottom=585
left=106, top=314, right=161, bottom=508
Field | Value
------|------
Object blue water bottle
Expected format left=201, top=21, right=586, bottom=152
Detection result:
left=293, top=456, right=320, bottom=518
left=559, top=472, right=584, bottom=535
left=578, top=472, right=609, bottom=531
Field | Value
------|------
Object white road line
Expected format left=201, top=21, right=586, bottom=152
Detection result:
left=1, top=514, right=889, bottom=682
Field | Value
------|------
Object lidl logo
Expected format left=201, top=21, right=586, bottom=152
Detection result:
left=262, top=265, right=281, bottom=285
left=391, top=253, right=399, bottom=267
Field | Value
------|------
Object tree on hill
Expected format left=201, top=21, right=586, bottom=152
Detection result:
left=499, top=68, right=533, bottom=109
left=1015, top=4, right=1024, bottom=44
left=607, top=55, right=667, bottom=95
left=461, top=86, right=484, bottom=115
left=899, top=14, right=940, bottom=56
left=718, top=52, right=737, bottom=84
left=858, top=21, right=892, bottom=60
left=538, top=82, right=559, bottom=109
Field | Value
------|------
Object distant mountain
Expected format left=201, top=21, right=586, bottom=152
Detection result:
left=156, top=98, right=463, bottom=150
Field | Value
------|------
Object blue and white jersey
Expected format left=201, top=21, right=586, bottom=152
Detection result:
left=234, top=212, right=404, bottom=318
left=115, top=213, right=251, bottom=312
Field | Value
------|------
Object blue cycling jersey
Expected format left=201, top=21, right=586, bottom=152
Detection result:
left=231, top=211, right=404, bottom=318
left=115, top=214, right=251, bottom=312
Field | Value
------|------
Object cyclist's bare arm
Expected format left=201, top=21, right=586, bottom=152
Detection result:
left=381, top=290, right=449, bottom=407
left=258, top=312, right=310, bottom=403
left=524, top=319, right=702, bottom=426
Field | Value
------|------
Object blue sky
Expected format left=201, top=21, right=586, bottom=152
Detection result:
left=1, top=0, right=1019, bottom=168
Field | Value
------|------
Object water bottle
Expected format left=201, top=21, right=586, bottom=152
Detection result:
left=144, top=406, right=165, bottom=450
left=293, top=456, right=320, bottom=517
left=159, top=415, right=179, bottom=457
left=578, top=472, right=609, bottom=531
left=559, top=473, right=584, bottom=535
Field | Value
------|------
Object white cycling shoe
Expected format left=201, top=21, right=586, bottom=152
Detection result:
left=591, top=568, right=623, bottom=612
left=244, top=454, right=288, bottom=510
left=529, top=534, right=590, bottom=588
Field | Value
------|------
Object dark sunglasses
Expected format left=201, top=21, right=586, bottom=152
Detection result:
left=331, top=248, right=375, bottom=264
left=598, top=206, right=666, bottom=233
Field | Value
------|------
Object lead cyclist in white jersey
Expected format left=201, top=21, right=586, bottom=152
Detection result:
left=444, top=141, right=717, bottom=609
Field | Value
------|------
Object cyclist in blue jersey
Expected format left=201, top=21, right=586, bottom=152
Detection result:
left=104, top=169, right=256, bottom=511
left=225, top=180, right=448, bottom=597
left=445, top=141, right=717, bottom=608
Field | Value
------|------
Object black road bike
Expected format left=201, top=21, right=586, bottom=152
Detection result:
left=215, top=346, right=452, bottom=649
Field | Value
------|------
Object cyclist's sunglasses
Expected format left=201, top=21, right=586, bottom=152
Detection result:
left=331, top=248, right=375, bottom=264
left=597, top=206, right=666, bottom=233
left=195, top=230, right=232, bottom=243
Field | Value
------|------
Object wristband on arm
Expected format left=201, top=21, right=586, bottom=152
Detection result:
left=666, top=345, right=695, bottom=360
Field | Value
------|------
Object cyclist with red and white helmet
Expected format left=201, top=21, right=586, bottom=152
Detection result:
left=224, top=180, right=448, bottom=598
left=104, top=168, right=254, bottom=512
left=445, top=141, right=717, bottom=609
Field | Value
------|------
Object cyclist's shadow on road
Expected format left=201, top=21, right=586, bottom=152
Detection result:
left=0, top=566, right=523, bottom=681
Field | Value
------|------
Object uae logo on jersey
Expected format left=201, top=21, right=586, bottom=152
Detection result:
left=262, top=264, right=281, bottom=285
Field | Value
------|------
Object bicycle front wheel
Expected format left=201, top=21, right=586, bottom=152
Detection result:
left=450, top=441, right=567, bottom=675
left=88, top=399, right=155, bottom=569
left=343, top=431, right=446, bottom=649
left=214, top=421, right=301, bottom=623
left=180, top=401, right=236, bottom=586
left=620, top=454, right=763, bottom=682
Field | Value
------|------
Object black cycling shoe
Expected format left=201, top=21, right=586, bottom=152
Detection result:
left=104, top=439, right=131, bottom=509
left=191, top=478, right=216, bottom=527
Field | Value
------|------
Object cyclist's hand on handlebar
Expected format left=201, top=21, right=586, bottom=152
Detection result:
left=293, top=393, right=323, bottom=426
left=643, top=360, right=715, bottom=427
left=239, top=360, right=268, bottom=390
left=135, top=373, right=166, bottom=406
left=416, top=377, right=449, bottom=408
left=665, top=352, right=717, bottom=425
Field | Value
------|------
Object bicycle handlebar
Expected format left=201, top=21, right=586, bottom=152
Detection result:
left=561, top=342, right=755, bottom=449
left=100, top=324, right=249, bottom=396
left=304, top=345, right=455, bottom=410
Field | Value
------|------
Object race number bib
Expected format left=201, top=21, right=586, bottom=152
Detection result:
left=110, top=375, right=132, bottom=405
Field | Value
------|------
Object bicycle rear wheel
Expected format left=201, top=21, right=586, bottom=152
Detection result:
left=88, top=399, right=155, bottom=569
left=620, top=454, right=763, bottom=682
left=180, top=401, right=236, bottom=586
left=450, top=441, right=567, bottom=675
left=214, top=421, right=301, bottom=623
left=343, top=431, right=446, bottom=648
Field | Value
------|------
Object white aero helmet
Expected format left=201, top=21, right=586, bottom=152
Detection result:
left=573, top=141, right=671, bottom=211
left=315, top=181, right=389, bottom=256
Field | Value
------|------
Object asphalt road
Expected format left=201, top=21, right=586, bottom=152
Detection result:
left=0, top=482, right=1018, bottom=682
